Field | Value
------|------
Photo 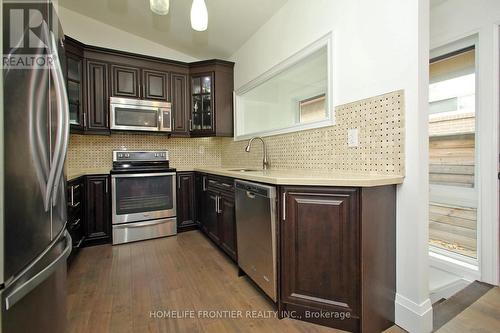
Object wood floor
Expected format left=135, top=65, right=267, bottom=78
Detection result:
left=67, top=231, right=343, bottom=333
left=67, top=230, right=500, bottom=333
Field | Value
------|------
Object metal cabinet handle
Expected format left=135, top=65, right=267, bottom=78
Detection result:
left=71, top=218, right=81, bottom=228
left=217, top=196, right=222, bottom=214
left=70, top=185, right=74, bottom=206
left=83, top=112, right=86, bottom=127
left=105, top=179, right=108, bottom=193
left=214, top=195, right=218, bottom=213
left=222, top=183, right=232, bottom=188
left=282, top=192, right=286, bottom=221
left=202, top=176, right=207, bottom=191
left=189, top=119, right=193, bottom=131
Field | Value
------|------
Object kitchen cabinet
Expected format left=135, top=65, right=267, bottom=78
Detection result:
left=171, top=73, right=190, bottom=136
left=85, top=60, right=110, bottom=134
left=279, top=185, right=396, bottom=333
left=111, top=64, right=141, bottom=99
left=176, top=172, right=197, bottom=232
left=195, top=173, right=206, bottom=227
left=143, top=69, right=169, bottom=101
left=84, top=175, right=111, bottom=245
left=189, top=60, right=234, bottom=137
left=218, top=192, right=237, bottom=260
left=111, top=64, right=170, bottom=102
left=67, top=177, right=85, bottom=259
left=65, top=36, right=85, bottom=134
left=197, top=174, right=237, bottom=261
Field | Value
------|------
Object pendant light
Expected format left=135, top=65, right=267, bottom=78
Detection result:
left=150, top=0, right=170, bottom=15
left=190, top=0, right=208, bottom=31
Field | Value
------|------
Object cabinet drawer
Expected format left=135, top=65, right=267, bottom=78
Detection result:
left=207, top=176, right=234, bottom=192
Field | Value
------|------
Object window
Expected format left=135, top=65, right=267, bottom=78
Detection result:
left=234, top=33, right=333, bottom=140
left=428, top=44, right=477, bottom=260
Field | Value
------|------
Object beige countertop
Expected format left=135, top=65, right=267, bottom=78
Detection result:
left=66, top=166, right=404, bottom=187
left=194, top=167, right=404, bottom=187
left=66, top=167, right=111, bottom=181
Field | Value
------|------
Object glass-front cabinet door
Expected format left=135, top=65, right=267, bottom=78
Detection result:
left=65, top=37, right=85, bottom=133
left=190, top=72, right=214, bottom=134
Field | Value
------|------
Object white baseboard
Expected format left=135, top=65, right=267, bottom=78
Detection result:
left=395, top=293, right=433, bottom=333
left=430, top=278, right=471, bottom=304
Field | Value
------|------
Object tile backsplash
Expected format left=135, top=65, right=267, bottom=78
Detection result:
left=221, top=90, right=405, bottom=175
left=66, top=133, right=224, bottom=171
left=67, top=90, right=405, bottom=176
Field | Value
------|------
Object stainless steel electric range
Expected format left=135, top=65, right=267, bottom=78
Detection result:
left=110, top=150, right=177, bottom=245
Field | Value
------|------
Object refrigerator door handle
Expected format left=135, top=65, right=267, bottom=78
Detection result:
left=4, top=231, right=72, bottom=310
left=48, top=31, right=70, bottom=206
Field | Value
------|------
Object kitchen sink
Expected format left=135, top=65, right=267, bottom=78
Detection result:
left=227, top=168, right=262, bottom=172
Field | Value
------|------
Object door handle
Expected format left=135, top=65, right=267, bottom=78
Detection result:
left=202, top=176, right=207, bottom=191
left=4, top=230, right=72, bottom=310
left=246, top=191, right=256, bottom=199
left=48, top=31, right=70, bottom=207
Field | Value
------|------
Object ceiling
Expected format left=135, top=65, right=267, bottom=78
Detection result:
left=59, top=0, right=288, bottom=60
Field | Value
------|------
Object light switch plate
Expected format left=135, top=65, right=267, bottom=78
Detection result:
left=348, top=128, right=359, bottom=147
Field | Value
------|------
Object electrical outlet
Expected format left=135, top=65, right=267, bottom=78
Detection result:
left=348, top=128, right=359, bottom=147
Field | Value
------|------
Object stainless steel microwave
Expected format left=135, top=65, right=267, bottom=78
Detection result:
left=110, top=97, right=172, bottom=132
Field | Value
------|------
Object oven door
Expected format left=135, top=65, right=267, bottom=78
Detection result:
left=110, top=103, right=160, bottom=132
left=111, top=172, right=176, bottom=224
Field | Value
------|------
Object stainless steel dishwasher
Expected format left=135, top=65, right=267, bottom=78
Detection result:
left=235, top=180, right=277, bottom=302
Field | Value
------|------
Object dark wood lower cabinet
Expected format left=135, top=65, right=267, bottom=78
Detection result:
left=176, top=172, right=197, bottom=232
left=279, top=185, right=396, bottom=333
left=195, top=174, right=237, bottom=261
left=84, top=175, right=111, bottom=245
left=218, top=192, right=237, bottom=260
left=67, top=177, right=85, bottom=260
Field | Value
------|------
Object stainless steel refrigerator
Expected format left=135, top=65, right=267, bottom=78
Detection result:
left=1, top=1, right=71, bottom=332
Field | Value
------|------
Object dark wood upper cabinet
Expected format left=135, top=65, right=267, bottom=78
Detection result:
left=189, top=60, right=235, bottom=137
left=279, top=185, right=396, bottom=333
left=84, top=175, right=111, bottom=245
left=143, top=69, right=169, bottom=101
left=85, top=60, right=110, bottom=133
left=171, top=73, right=190, bottom=136
left=176, top=172, right=197, bottom=232
left=65, top=37, right=85, bottom=134
left=190, top=72, right=215, bottom=135
left=111, top=65, right=141, bottom=99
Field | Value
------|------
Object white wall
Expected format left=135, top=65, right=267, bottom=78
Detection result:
left=431, top=0, right=500, bottom=286
left=57, top=6, right=198, bottom=62
left=230, top=0, right=432, bottom=332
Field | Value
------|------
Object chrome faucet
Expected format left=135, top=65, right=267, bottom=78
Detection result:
left=245, top=137, right=269, bottom=170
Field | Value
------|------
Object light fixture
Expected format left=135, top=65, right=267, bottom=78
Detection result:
left=190, top=0, right=208, bottom=31
left=150, top=0, right=169, bottom=15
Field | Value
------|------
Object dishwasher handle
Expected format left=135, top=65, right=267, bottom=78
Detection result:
left=235, top=180, right=276, bottom=199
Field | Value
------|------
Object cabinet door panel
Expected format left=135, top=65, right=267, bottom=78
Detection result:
left=143, top=69, right=168, bottom=101
left=171, top=73, right=189, bottom=135
left=219, top=193, right=236, bottom=260
left=85, top=176, right=111, bottom=244
left=111, top=65, right=140, bottom=98
left=205, top=190, right=219, bottom=242
left=282, top=188, right=360, bottom=318
left=86, top=60, right=109, bottom=132
left=195, top=174, right=205, bottom=228
left=177, top=172, right=196, bottom=231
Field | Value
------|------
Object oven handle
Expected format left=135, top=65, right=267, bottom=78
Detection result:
left=113, top=218, right=175, bottom=229
left=111, top=172, right=177, bottom=178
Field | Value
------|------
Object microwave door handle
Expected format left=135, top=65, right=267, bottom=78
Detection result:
left=158, top=109, right=162, bottom=131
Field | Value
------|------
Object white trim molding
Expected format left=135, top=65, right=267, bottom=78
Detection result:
left=395, top=294, right=433, bottom=333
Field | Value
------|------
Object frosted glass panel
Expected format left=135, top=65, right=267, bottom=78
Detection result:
left=235, top=45, right=330, bottom=138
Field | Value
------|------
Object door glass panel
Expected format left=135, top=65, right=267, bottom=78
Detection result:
left=69, top=103, right=79, bottom=123
left=115, top=107, right=158, bottom=128
left=115, top=176, right=174, bottom=215
left=67, top=57, right=80, bottom=81
left=429, top=46, right=477, bottom=259
left=201, top=76, right=211, bottom=93
left=68, top=81, right=80, bottom=103
left=192, top=95, right=202, bottom=130
left=202, top=94, right=212, bottom=129
left=192, top=77, right=201, bottom=94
